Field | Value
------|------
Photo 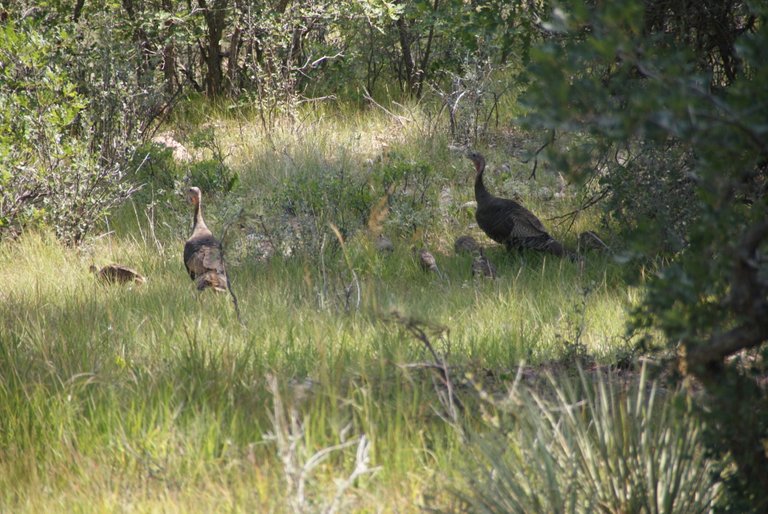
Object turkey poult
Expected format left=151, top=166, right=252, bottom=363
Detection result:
left=468, top=152, right=568, bottom=258
left=416, top=248, right=439, bottom=274
left=454, top=235, right=480, bottom=255
left=578, top=230, right=609, bottom=252
left=471, top=249, right=497, bottom=279
left=184, top=186, right=241, bottom=319
left=90, top=264, right=146, bottom=285
left=374, top=234, right=394, bottom=253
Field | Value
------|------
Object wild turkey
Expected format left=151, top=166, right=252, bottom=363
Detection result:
left=454, top=235, right=480, bottom=255
left=375, top=234, right=394, bottom=253
left=471, top=249, right=497, bottom=279
left=90, top=264, right=146, bottom=285
left=416, top=248, right=440, bottom=274
left=184, top=187, right=241, bottom=319
left=468, top=152, right=568, bottom=258
left=578, top=230, right=610, bottom=252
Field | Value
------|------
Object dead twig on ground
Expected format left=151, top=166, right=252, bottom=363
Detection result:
left=384, top=311, right=464, bottom=433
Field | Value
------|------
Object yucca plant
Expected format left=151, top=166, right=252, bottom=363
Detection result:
left=455, top=365, right=719, bottom=514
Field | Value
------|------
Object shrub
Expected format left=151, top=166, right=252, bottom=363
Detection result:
left=186, top=127, right=239, bottom=194
left=454, top=367, right=719, bottom=513
left=127, top=142, right=181, bottom=202
left=264, top=160, right=372, bottom=257
left=600, top=141, right=697, bottom=255
left=374, top=152, right=442, bottom=237
left=0, top=20, right=135, bottom=245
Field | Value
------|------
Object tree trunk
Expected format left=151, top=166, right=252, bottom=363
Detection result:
left=73, top=0, right=86, bottom=23
left=198, top=0, right=229, bottom=97
left=416, top=0, right=439, bottom=99
left=395, top=0, right=439, bottom=99
left=395, top=14, right=416, bottom=97
left=162, top=0, right=179, bottom=95
left=121, top=0, right=154, bottom=88
left=227, top=25, right=242, bottom=92
left=682, top=221, right=768, bottom=508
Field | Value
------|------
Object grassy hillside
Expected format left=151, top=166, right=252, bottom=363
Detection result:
left=0, top=108, right=715, bottom=512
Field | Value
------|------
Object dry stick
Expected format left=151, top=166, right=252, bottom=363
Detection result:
left=329, top=223, right=361, bottom=312
left=225, top=274, right=242, bottom=325
left=130, top=200, right=147, bottom=247
left=216, top=206, right=245, bottom=324
left=362, top=88, right=409, bottom=126
left=547, top=187, right=611, bottom=233
left=387, top=312, right=464, bottom=431
left=523, top=128, right=556, bottom=180
left=319, top=233, right=328, bottom=310
left=143, top=198, right=164, bottom=255
left=266, top=374, right=378, bottom=514
left=325, top=436, right=379, bottom=514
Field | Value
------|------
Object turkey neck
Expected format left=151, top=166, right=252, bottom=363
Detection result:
left=192, top=199, right=209, bottom=234
left=474, top=161, right=492, bottom=203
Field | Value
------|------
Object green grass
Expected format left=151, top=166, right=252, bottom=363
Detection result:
left=0, top=107, right=711, bottom=512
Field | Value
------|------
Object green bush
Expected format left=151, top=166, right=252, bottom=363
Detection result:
left=187, top=160, right=238, bottom=195
left=187, top=127, right=239, bottom=194
left=0, top=20, right=135, bottom=244
left=128, top=131, right=239, bottom=208
left=373, top=152, right=442, bottom=237
left=600, top=141, right=697, bottom=255
left=128, top=142, right=181, bottom=201
left=268, top=158, right=373, bottom=249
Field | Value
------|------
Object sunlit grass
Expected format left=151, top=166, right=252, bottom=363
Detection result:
left=0, top=240, right=633, bottom=510
left=0, top=107, right=702, bottom=512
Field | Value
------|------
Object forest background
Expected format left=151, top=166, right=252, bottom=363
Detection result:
left=1, top=0, right=766, bottom=511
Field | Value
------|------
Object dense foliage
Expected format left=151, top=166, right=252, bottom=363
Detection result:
left=0, top=11, right=161, bottom=243
left=1, top=0, right=766, bottom=510
left=521, top=1, right=768, bottom=509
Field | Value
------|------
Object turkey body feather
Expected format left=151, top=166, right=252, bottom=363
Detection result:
left=184, top=233, right=228, bottom=291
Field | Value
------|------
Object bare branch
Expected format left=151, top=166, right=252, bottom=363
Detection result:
left=325, top=436, right=380, bottom=514
left=522, top=129, right=555, bottom=180
left=384, top=311, right=464, bottom=429
left=547, top=188, right=611, bottom=231
left=684, top=325, right=767, bottom=373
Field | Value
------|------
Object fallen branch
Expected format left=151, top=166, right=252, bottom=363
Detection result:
left=362, top=89, right=409, bottom=126
left=384, top=311, right=464, bottom=429
left=265, top=374, right=379, bottom=514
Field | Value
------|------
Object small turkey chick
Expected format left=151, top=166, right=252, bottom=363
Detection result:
left=90, top=264, right=146, bottom=285
left=471, top=249, right=497, bottom=279
left=454, top=235, right=480, bottom=255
